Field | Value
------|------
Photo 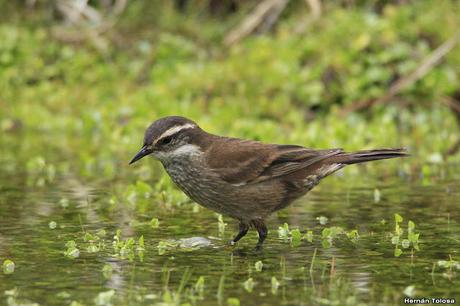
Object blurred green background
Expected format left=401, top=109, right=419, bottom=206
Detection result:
left=1, top=0, right=460, bottom=177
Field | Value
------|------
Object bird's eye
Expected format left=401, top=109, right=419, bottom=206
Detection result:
left=160, top=136, right=172, bottom=145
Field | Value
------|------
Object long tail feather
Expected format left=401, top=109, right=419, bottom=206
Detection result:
left=331, top=148, right=409, bottom=165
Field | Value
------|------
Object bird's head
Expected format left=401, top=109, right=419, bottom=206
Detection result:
left=129, top=116, right=203, bottom=165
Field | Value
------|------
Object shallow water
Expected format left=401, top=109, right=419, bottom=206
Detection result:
left=1, top=162, right=459, bottom=305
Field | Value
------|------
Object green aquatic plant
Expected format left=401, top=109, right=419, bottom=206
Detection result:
left=278, top=223, right=357, bottom=247
left=391, top=214, right=420, bottom=257
left=243, top=277, right=254, bottom=293
left=124, top=180, right=153, bottom=209
left=94, top=290, right=115, bottom=306
left=254, top=260, right=263, bottom=272
left=316, top=216, right=329, bottom=225
left=391, top=214, right=404, bottom=257
left=227, top=297, right=240, bottom=306
left=157, top=267, right=193, bottom=306
left=86, top=244, right=100, bottom=254
left=63, top=241, right=80, bottom=259
left=320, top=226, right=359, bottom=248
left=112, top=230, right=136, bottom=261
left=157, top=237, right=211, bottom=255
left=158, top=240, right=172, bottom=255
left=277, top=223, right=291, bottom=240
left=321, top=226, right=344, bottom=248
left=137, top=235, right=145, bottom=261
left=305, top=230, right=314, bottom=243
left=277, top=223, right=309, bottom=246
left=437, top=258, right=460, bottom=270
left=84, top=233, right=100, bottom=253
left=406, top=221, right=420, bottom=248
left=437, top=256, right=460, bottom=279
left=374, top=188, right=381, bottom=203
left=217, top=214, right=227, bottom=237
left=111, top=230, right=145, bottom=261
left=137, top=235, right=145, bottom=251
left=25, top=156, right=56, bottom=187
left=217, top=274, right=225, bottom=304
left=403, top=285, right=416, bottom=298
left=59, top=198, right=70, bottom=208
left=129, top=217, right=160, bottom=229
left=82, top=229, right=107, bottom=254
left=271, top=277, right=280, bottom=295
left=2, top=259, right=15, bottom=274
left=101, top=264, right=113, bottom=279
left=345, top=230, right=359, bottom=242
left=309, top=248, right=318, bottom=273
left=4, top=288, right=40, bottom=306
left=193, top=276, right=205, bottom=300
left=150, top=217, right=160, bottom=229
left=1, top=1, right=460, bottom=305
left=62, top=229, right=109, bottom=259
left=290, top=229, right=302, bottom=247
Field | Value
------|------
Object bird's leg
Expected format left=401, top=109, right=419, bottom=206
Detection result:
left=252, top=219, right=268, bottom=250
left=230, top=222, right=249, bottom=245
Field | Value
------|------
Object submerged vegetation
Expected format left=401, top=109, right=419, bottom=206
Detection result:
left=1, top=0, right=460, bottom=305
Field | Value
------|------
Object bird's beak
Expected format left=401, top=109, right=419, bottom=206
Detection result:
left=129, top=146, right=151, bottom=165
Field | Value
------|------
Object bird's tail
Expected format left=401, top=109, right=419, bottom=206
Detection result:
left=330, top=148, right=409, bottom=165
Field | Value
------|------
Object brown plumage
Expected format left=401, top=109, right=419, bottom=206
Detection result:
left=130, top=116, right=408, bottom=248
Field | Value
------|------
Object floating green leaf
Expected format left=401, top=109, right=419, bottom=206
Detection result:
left=150, top=218, right=160, bottom=229
left=227, top=297, right=240, bottom=306
left=243, top=277, right=254, bottom=293
left=255, top=261, right=263, bottom=272
left=271, top=276, right=280, bottom=295
left=3, top=259, right=15, bottom=274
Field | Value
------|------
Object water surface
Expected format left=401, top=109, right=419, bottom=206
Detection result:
left=1, top=162, right=459, bottom=305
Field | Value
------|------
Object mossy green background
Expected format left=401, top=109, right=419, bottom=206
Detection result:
left=1, top=1, right=460, bottom=305
left=1, top=0, right=459, bottom=179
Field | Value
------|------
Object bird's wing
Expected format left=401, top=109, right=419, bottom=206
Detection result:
left=256, top=145, right=343, bottom=182
left=205, top=139, right=343, bottom=185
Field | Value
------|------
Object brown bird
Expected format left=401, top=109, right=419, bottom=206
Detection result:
left=130, top=116, right=408, bottom=248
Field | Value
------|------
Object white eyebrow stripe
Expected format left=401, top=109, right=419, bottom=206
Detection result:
left=154, top=123, right=196, bottom=143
